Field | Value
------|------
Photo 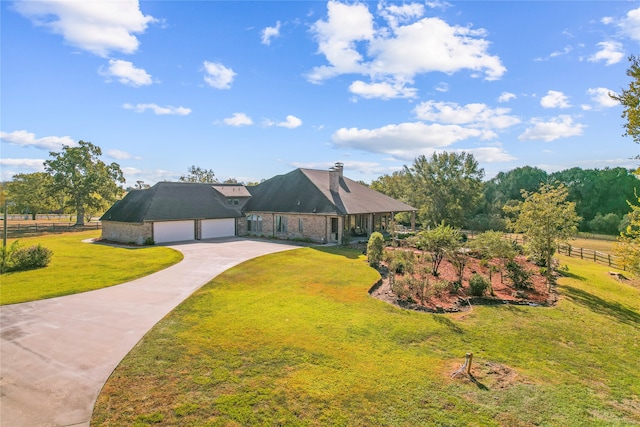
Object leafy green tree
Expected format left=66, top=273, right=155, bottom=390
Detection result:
left=615, top=194, right=640, bottom=275
left=370, top=170, right=413, bottom=224
left=5, top=173, right=61, bottom=219
left=504, top=183, right=581, bottom=290
left=179, top=165, right=217, bottom=183
left=416, top=223, right=462, bottom=276
left=550, top=167, right=638, bottom=228
left=404, top=152, right=484, bottom=228
left=44, top=141, right=125, bottom=225
left=587, top=213, right=622, bottom=235
left=610, top=54, right=640, bottom=166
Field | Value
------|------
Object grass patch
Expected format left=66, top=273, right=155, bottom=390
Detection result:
left=0, top=231, right=183, bottom=305
left=92, top=247, right=640, bottom=426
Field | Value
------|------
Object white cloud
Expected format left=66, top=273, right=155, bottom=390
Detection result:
left=13, top=0, right=155, bottom=57
left=462, top=146, right=516, bottom=163
left=349, top=80, right=417, bottom=99
left=123, top=103, right=191, bottom=115
left=587, top=87, right=619, bottom=108
left=332, top=122, right=483, bottom=160
left=0, top=158, right=46, bottom=180
left=106, top=149, right=141, bottom=160
left=203, top=61, right=236, bottom=89
left=261, top=21, right=281, bottom=45
left=0, top=130, right=75, bottom=150
left=223, top=112, right=253, bottom=126
left=204, top=61, right=236, bottom=89
left=100, top=59, right=152, bottom=86
left=540, top=90, right=571, bottom=109
left=498, top=92, right=516, bottom=103
left=291, top=160, right=389, bottom=176
left=308, top=1, right=374, bottom=82
left=414, top=101, right=520, bottom=130
left=588, top=41, right=624, bottom=65
left=307, top=1, right=505, bottom=99
left=378, top=2, right=425, bottom=28
left=277, top=115, right=303, bottom=129
left=518, top=115, right=585, bottom=142
left=619, top=7, right=640, bottom=41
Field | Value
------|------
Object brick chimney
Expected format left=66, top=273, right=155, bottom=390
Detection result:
left=329, top=162, right=344, bottom=193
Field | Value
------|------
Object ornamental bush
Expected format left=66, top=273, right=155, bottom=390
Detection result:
left=1, top=241, right=53, bottom=273
left=468, top=273, right=489, bottom=296
left=367, top=232, right=385, bottom=268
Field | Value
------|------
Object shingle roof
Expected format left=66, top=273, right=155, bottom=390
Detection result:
left=212, top=184, right=252, bottom=198
left=101, top=182, right=243, bottom=222
left=244, top=168, right=415, bottom=215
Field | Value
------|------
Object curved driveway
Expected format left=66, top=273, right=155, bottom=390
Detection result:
left=0, top=237, right=300, bottom=427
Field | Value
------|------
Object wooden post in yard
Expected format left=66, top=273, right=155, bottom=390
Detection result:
left=466, top=352, right=473, bottom=376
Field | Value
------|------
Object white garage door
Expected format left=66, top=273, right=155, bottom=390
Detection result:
left=154, top=220, right=195, bottom=243
left=201, top=218, right=235, bottom=239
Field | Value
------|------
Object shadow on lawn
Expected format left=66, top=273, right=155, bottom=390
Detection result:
left=312, top=246, right=362, bottom=259
left=432, top=314, right=464, bottom=334
left=561, top=285, right=640, bottom=327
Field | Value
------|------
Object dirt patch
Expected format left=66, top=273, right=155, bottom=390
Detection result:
left=369, top=251, right=557, bottom=313
left=448, top=359, right=528, bottom=390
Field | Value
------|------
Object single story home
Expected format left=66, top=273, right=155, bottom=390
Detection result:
left=101, top=163, right=416, bottom=244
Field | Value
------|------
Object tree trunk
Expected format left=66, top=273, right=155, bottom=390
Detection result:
left=75, top=203, right=85, bottom=226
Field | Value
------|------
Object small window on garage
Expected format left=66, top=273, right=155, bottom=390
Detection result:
left=298, top=218, right=304, bottom=233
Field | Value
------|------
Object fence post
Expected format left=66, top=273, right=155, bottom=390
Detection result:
left=580, top=248, right=583, bottom=259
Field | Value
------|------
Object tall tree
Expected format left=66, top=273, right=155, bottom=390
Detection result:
left=610, top=54, right=640, bottom=167
left=615, top=194, right=640, bottom=275
left=179, top=166, right=217, bottom=183
left=504, top=183, right=581, bottom=290
left=44, top=141, right=125, bottom=225
left=5, top=173, right=62, bottom=219
left=404, top=152, right=484, bottom=228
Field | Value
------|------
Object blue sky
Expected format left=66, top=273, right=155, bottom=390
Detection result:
left=1, top=1, right=639, bottom=186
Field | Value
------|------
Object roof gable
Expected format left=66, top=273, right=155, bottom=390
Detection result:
left=244, top=167, right=415, bottom=215
left=101, top=182, right=243, bottom=222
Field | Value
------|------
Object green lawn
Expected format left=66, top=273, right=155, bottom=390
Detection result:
left=92, top=247, right=640, bottom=426
left=0, top=231, right=183, bottom=305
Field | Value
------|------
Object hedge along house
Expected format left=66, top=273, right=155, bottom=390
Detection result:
left=100, top=182, right=250, bottom=244
left=100, top=163, right=416, bottom=245
left=237, top=163, right=416, bottom=244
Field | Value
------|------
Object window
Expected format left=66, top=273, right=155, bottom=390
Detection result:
left=227, top=198, right=239, bottom=206
left=276, top=215, right=287, bottom=233
left=298, top=218, right=304, bottom=233
left=247, top=214, right=262, bottom=232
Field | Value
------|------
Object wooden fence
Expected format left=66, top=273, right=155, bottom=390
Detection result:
left=462, top=230, right=624, bottom=271
left=556, top=243, right=623, bottom=270
left=3, top=222, right=101, bottom=238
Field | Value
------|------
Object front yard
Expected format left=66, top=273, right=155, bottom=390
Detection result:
left=92, top=247, right=640, bottom=426
left=0, top=231, right=183, bottom=305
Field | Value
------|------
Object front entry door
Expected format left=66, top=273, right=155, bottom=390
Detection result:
left=331, top=217, right=339, bottom=241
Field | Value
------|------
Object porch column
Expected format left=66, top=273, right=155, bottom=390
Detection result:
left=411, top=211, right=416, bottom=231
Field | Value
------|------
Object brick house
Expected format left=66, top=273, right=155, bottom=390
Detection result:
left=101, top=163, right=415, bottom=244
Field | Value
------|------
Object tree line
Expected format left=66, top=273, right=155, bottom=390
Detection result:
left=371, top=151, right=638, bottom=236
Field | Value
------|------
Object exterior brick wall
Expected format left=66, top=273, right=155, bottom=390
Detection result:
left=101, top=221, right=152, bottom=245
left=238, top=212, right=342, bottom=243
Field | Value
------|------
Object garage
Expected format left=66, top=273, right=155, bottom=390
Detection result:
left=201, top=218, right=235, bottom=239
left=154, top=220, right=195, bottom=243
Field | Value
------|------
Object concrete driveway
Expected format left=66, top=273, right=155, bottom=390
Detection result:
left=0, top=237, right=300, bottom=427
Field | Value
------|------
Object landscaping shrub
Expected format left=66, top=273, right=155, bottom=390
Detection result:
left=505, top=260, right=532, bottom=289
left=366, top=232, right=385, bottom=268
left=1, top=241, right=53, bottom=273
left=386, top=249, right=415, bottom=275
left=468, top=273, right=489, bottom=296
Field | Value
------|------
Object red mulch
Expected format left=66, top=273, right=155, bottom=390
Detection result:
left=370, top=252, right=557, bottom=313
